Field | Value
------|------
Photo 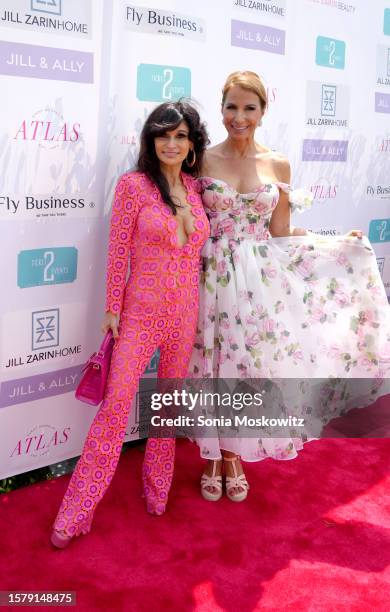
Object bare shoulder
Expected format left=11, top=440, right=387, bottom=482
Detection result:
left=206, top=143, right=224, bottom=156
left=201, top=144, right=224, bottom=176
left=267, top=152, right=291, bottom=183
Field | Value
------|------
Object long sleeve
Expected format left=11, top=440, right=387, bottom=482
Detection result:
left=105, top=173, right=140, bottom=314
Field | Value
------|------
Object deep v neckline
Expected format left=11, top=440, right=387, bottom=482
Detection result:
left=170, top=173, right=197, bottom=249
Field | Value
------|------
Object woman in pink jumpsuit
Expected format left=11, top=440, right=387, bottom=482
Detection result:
left=51, top=101, right=209, bottom=547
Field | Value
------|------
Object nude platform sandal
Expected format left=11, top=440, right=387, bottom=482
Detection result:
left=200, top=460, right=223, bottom=501
left=224, top=456, right=250, bottom=502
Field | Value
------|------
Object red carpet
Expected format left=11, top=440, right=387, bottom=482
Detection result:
left=1, top=437, right=389, bottom=611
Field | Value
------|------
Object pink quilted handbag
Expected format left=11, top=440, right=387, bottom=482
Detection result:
left=75, top=330, right=115, bottom=405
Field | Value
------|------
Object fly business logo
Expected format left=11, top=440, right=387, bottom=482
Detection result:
left=32, top=308, right=59, bottom=350
left=18, top=247, right=78, bottom=288
left=316, top=36, right=346, bottom=70
left=137, top=64, right=191, bottom=102
left=125, top=6, right=205, bottom=41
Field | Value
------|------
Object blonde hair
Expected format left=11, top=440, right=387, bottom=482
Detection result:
left=222, top=71, right=267, bottom=110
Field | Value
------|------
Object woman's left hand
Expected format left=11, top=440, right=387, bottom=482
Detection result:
left=345, top=229, right=363, bottom=239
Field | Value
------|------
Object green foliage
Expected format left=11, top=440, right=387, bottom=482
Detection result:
left=0, top=466, right=54, bottom=494
left=0, top=441, right=141, bottom=494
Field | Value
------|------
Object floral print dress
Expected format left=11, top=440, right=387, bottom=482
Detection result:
left=188, top=177, right=390, bottom=462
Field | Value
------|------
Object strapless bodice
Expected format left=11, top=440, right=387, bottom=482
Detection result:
left=199, top=176, right=286, bottom=241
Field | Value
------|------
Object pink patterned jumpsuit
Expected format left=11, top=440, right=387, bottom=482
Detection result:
left=53, top=171, right=209, bottom=536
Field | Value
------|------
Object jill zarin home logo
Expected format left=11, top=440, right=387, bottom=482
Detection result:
left=377, top=257, right=385, bottom=277
left=13, top=107, right=80, bottom=149
left=306, top=81, right=349, bottom=128
left=3, top=304, right=83, bottom=371
left=232, top=0, right=286, bottom=18
left=376, top=257, right=390, bottom=294
left=31, top=0, right=61, bottom=15
left=321, top=85, right=336, bottom=116
left=376, top=46, right=390, bottom=87
left=0, top=0, right=91, bottom=38
left=32, top=308, right=60, bottom=350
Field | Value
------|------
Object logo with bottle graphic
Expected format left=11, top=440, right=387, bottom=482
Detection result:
left=316, top=36, right=345, bottom=69
left=369, top=218, right=390, bottom=243
left=137, top=64, right=191, bottom=102
left=384, top=8, right=390, bottom=36
left=18, top=247, right=78, bottom=288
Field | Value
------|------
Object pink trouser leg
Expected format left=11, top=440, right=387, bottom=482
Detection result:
left=53, top=314, right=157, bottom=537
left=142, top=307, right=197, bottom=515
left=142, top=438, right=176, bottom=515
left=53, top=308, right=198, bottom=535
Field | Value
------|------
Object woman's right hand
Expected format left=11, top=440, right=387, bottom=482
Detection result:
left=101, top=311, right=119, bottom=339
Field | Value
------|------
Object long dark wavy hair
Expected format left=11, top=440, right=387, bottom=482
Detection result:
left=137, top=100, right=209, bottom=214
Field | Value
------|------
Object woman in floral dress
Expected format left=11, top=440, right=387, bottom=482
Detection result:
left=188, top=71, right=390, bottom=502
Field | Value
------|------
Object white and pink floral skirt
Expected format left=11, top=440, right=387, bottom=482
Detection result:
left=188, top=235, right=390, bottom=461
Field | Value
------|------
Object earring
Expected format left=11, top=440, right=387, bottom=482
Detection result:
left=186, top=149, right=196, bottom=167
left=258, top=119, right=263, bottom=127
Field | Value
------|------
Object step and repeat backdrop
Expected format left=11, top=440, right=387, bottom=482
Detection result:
left=0, top=0, right=389, bottom=478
